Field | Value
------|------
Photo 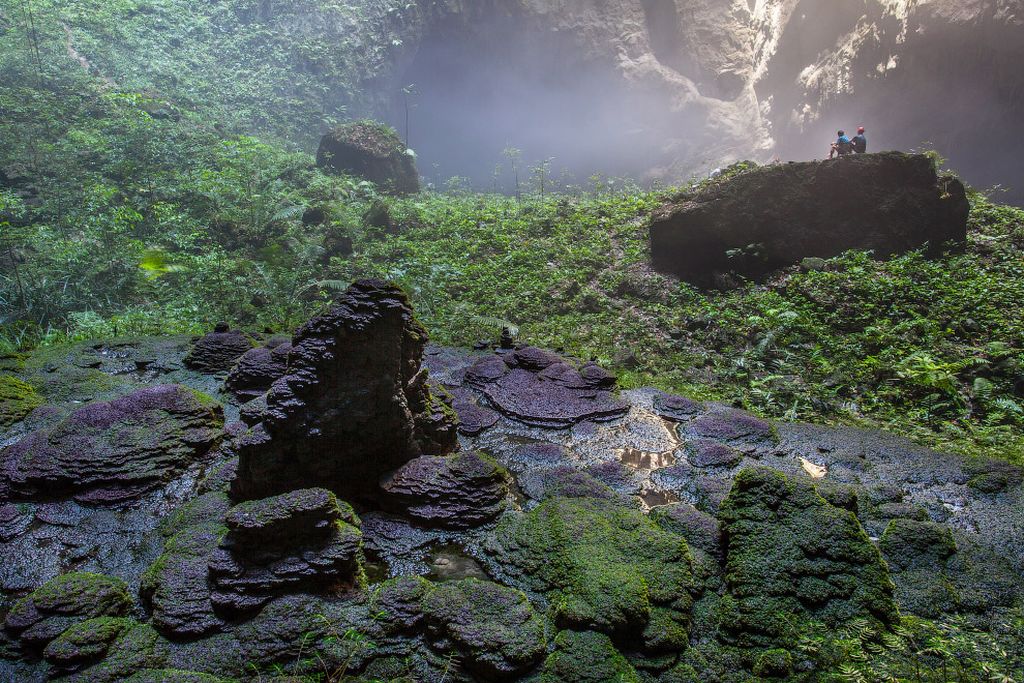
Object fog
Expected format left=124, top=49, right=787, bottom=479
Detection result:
left=377, top=4, right=1023, bottom=204
left=382, top=15, right=710, bottom=193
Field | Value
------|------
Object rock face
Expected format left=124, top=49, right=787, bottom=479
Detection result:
left=232, top=279, right=457, bottom=501
left=4, top=573, right=133, bottom=652
left=0, top=384, right=223, bottom=504
left=224, top=341, right=291, bottom=401
left=316, top=121, right=419, bottom=195
left=379, top=450, right=510, bottom=529
left=716, top=467, right=899, bottom=648
left=183, top=325, right=255, bottom=373
left=465, top=347, right=629, bottom=428
left=650, top=153, right=969, bottom=284
left=0, top=374, right=42, bottom=429
left=209, top=488, right=365, bottom=616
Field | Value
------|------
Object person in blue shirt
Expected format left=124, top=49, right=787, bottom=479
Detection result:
left=852, top=126, right=867, bottom=153
left=830, top=130, right=853, bottom=159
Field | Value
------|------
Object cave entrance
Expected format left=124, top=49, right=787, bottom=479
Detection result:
left=387, top=14, right=678, bottom=191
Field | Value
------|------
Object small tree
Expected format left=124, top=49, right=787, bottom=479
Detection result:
left=530, top=157, right=555, bottom=198
left=503, top=146, right=522, bottom=201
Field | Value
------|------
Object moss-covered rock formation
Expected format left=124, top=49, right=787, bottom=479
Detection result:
left=3, top=572, right=133, bottom=652
left=317, top=121, right=419, bottom=195
left=484, top=496, right=694, bottom=651
left=716, top=467, right=899, bottom=650
left=650, top=153, right=969, bottom=285
left=233, top=279, right=457, bottom=501
left=421, top=578, right=547, bottom=680
left=0, top=374, right=42, bottom=429
left=0, top=384, right=224, bottom=504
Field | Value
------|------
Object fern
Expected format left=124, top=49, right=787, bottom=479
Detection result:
left=271, top=204, right=307, bottom=223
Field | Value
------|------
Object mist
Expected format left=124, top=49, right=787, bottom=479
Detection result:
left=376, top=1, right=1023, bottom=204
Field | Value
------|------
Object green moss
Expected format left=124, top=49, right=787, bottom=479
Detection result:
left=123, top=671, right=232, bottom=683
left=0, top=374, right=43, bottom=428
left=716, top=467, right=898, bottom=649
left=540, top=630, right=640, bottom=683
left=10, top=572, right=132, bottom=623
left=752, top=648, right=793, bottom=678
left=420, top=577, right=547, bottom=680
left=485, top=496, right=694, bottom=649
left=43, top=616, right=134, bottom=666
left=78, top=622, right=170, bottom=682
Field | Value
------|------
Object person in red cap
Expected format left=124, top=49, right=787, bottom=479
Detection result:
left=852, top=126, right=867, bottom=154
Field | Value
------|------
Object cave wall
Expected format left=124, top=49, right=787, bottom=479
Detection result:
left=370, top=0, right=1022, bottom=199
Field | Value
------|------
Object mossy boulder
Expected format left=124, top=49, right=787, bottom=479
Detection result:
left=317, top=121, right=419, bottom=195
left=879, top=519, right=1020, bottom=618
left=716, top=467, right=898, bottom=649
left=0, top=374, right=42, bottom=429
left=72, top=621, right=169, bottom=682
left=0, top=384, right=224, bottom=504
left=4, top=572, right=133, bottom=651
left=540, top=630, right=641, bottom=683
left=421, top=578, right=547, bottom=680
left=43, top=616, right=134, bottom=671
left=371, top=575, right=431, bottom=633
left=123, top=671, right=230, bottom=683
left=484, top=496, right=694, bottom=650
left=183, top=325, right=257, bottom=373
left=650, top=152, right=969, bottom=285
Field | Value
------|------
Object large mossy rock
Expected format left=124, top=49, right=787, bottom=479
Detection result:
left=650, top=153, right=969, bottom=285
left=421, top=578, right=547, bottom=680
left=140, top=496, right=229, bottom=639
left=3, top=573, right=133, bottom=652
left=316, top=121, right=419, bottom=195
left=0, top=384, right=223, bottom=504
left=484, top=496, right=694, bottom=651
left=716, top=467, right=899, bottom=649
left=540, top=630, right=640, bottom=683
left=233, top=279, right=457, bottom=501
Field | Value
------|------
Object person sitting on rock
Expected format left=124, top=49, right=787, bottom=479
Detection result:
left=852, top=126, right=868, bottom=154
left=830, top=130, right=853, bottom=159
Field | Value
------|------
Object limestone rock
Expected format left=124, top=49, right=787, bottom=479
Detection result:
left=43, top=616, right=134, bottom=672
left=184, top=325, right=256, bottom=373
left=650, top=153, right=969, bottom=285
left=208, top=488, right=364, bottom=616
left=0, top=385, right=223, bottom=504
left=380, top=451, right=510, bottom=529
left=4, top=573, right=132, bottom=652
left=0, top=374, right=42, bottom=429
left=716, top=467, right=899, bottom=648
left=484, top=496, right=693, bottom=650
left=466, top=348, right=629, bottom=429
left=232, top=279, right=457, bottom=501
left=541, top=629, right=640, bottom=683
left=421, top=578, right=547, bottom=680
left=140, top=515, right=227, bottom=639
left=316, top=121, right=419, bottom=195
left=223, top=342, right=291, bottom=401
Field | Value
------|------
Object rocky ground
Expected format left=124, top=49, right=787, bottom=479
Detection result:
left=1, top=281, right=1022, bottom=681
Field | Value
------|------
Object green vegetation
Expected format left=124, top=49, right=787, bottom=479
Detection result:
left=3, top=0, right=1024, bottom=463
